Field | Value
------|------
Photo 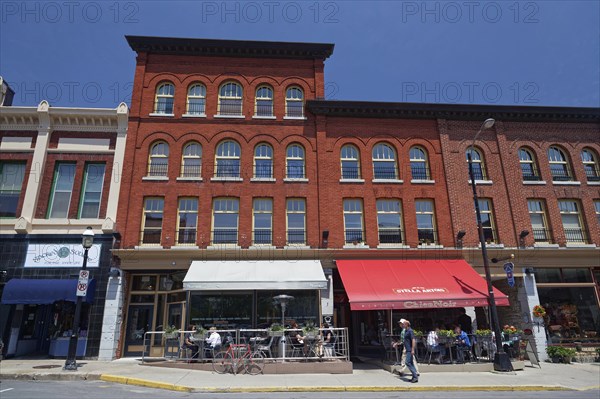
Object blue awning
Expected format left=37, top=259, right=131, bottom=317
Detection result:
left=0, top=278, right=96, bottom=305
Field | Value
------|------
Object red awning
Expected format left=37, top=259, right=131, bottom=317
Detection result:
left=336, top=259, right=509, bottom=311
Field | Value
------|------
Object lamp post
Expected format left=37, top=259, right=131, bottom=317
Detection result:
left=467, top=119, right=512, bottom=372
left=273, top=294, right=293, bottom=361
left=64, top=226, right=94, bottom=371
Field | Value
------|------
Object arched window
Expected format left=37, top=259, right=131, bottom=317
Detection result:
left=466, top=147, right=487, bottom=180
left=285, top=86, right=304, bottom=118
left=341, top=145, right=361, bottom=179
left=410, top=146, right=430, bottom=180
left=548, top=146, right=572, bottom=181
left=180, top=142, right=202, bottom=178
left=186, top=84, right=206, bottom=115
left=286, top=144, right=305, bottom=178
left=148, top=141, right=169, bottom=177
left=518, top=147, right=540, bottom=181
left=581, top=148, right=600, bottom=182
left=218, top=82, right=243, bottom=116
left=154, top=82, right=174, bottom=114
left=254, top=143, right=273, bottom=178
left=255, top=86, right=273, bottom=117
left=215, top=140, right=241, bottom=178
left=372, top=143, right=398, bottom=180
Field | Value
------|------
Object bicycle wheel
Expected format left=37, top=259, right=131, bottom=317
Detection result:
left=212, top=351, right=233, bottom=374
left=244, top=351, right=265, bottom=375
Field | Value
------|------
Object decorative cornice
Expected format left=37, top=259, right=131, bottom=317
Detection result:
left=307, top=100, right=600, bottom=123
left=125, top=35, right=335, bottom=60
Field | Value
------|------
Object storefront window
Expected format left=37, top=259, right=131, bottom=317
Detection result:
left=132, top=275, right=157, bottom=291
left=535, top=268, right=562, bottom=283
left=562, top=268, right=592, bottom=283
left=256, top=290, right=319, bottom=327
left=189, top=292, right=253, bottom=329
left=538, top=287, right=600, bottom=342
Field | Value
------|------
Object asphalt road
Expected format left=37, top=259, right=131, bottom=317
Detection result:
left=0, top=381, right=599, bottom=399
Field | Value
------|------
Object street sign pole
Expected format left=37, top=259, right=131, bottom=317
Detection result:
left=64, top=247, right=89, bottom=370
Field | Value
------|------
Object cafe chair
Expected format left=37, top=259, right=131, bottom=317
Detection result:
left=257, top=335, right=276, bottom=358
left=425, top=342, right=443, bottom=364
left=456, top=343, right=473, bottom=363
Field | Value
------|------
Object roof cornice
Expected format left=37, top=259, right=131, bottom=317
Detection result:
left=125, top=35, right=335, bottom=60
left=306, top=100, right=600, bottom=123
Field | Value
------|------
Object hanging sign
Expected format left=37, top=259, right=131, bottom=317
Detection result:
left=76, top=269, right=90, bottom=297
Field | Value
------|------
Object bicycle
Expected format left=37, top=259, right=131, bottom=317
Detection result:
left=212, top=343, right=265, bottom=375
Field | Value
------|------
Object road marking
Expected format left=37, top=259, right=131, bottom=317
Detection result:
left=0, top=388, right=15, bottom=393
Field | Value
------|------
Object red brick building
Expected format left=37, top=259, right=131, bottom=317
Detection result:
left=114, top=37, right=600, bottom=361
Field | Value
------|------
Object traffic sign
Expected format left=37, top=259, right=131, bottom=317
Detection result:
left=503, top=262, right=514, bottom=272
left=76, top=269, right=89, bottom=297
left=504, top=262, right=515, bottom=287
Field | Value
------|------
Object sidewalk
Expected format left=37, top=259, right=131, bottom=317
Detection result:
left=1, top=357, right=599, bottom=393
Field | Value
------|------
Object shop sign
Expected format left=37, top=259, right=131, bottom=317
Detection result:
left=405, top=300, right=458, bottom=308
left=394, top=287, right=449, bottom=294
left=25, top=243, right=101, bottom=268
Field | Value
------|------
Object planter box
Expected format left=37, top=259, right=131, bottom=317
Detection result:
left=268, top=331, right=284, bottom=337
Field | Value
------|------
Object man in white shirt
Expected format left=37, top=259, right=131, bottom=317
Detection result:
left=205, top=327, right=222, bottom=357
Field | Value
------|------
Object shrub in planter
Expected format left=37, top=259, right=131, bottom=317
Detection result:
left=546, top=346, right=577, bottom=363
left=163, top=325, right=179, bottom=339
left=268, top=323, right=285, bottom=336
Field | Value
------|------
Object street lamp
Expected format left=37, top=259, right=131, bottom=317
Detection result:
left=64, top=226, right=94, bottom=371
left=467, top=119, right=512, bottom=372
left=273, top=294, right=294, bottom=361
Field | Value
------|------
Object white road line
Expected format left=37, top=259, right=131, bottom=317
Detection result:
left=0, top=388, right=15, bottom=393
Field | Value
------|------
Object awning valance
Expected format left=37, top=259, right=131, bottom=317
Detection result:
left=1, top=278, right=96, bottom=305
left=183, top=260, right=327, bottom=290
left=336, top=259, right=509, bottom=310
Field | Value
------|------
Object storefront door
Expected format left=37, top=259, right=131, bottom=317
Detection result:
left=124, top=305, right=153, bottom=356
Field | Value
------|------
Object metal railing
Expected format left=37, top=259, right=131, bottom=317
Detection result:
left=218, top=100, right=243, bottom=116
left=469, top=169, right=485, bottom=181
left=255, top=103, right=273, bottom=117
left=147, top=163, right=168, bottom=177
left=212, top=229, right=239, bottom=245
left=215, top=163, right=241, bottom=178
left=344, top=229, right=364, bottom=244
left=141, top=327, right=349, bottom=363
left=373, top=167, right=397, bottom=180
left=140, top=230, right=161, bottom=245
left=411, top=165, right=430, bottom=180
left=286, top=165, right=305, bottom=179
left=563, top=228, right=588, bottom=243
left=252, top=230, right=272, bottom=245
left=176, top=229, right=197, bottom=245
left=154, top=98, right=174, bottom=114
left=522, top=172, right=541, bottom=181
left=341, top=166, right=360, bottom=179
left=378, top=229, right=403, bottom=244
left=285, top=103, right=304, bottom=118
left=186, top=100, right=206, bottom=115
left=585, top=170, right=600, bottom=181
left=532, top=228, right=552, bottom=243
left=550, top=168, right=573, bottom=181
left=180, top=164, right=201, bottom=178
left=254, top=163, right=273, bottom=178
left=286, top=230, right=306, bottom=245
left=417, top=229, right=438, bottom=244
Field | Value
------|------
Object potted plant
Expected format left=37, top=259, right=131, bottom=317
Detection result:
left=502, top=325, right=523, bottom=340
left=437, top=329, right=455, bottom=343
left=474, top=329, right=492, bottom=337
left=268, top=323, right=285, bottom=336
left=546, top=346, right=576, bottom=364
left=302, top=321, right=319, bottom=337
left=595, top=347, right=600, bottom=362
left=163, top=325, right=179, bottom=339
left=532, top=305, right=547, bottom=319
left=193, top=324, right=207, bottom=339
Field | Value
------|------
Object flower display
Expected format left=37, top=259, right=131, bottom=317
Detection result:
left=532, top=305, right=547, bottom=318
left=502, top=325, right=523, bottom=335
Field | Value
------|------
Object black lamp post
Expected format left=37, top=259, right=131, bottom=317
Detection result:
left=64, top=226, right=94, bottom=371
left=467, top=119, right=512, bottom=372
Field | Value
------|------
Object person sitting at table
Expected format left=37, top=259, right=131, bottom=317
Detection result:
left=290, top=322, right=308, bottom=356
left=204, top=327, right=222, bottom=358
left=454, top=325, right=471, bottom=363
left=426, top=327, right=446, bottom=363
left=182, top=324, right=199, bottom=362
left=320, top=322, right=336, bottom=357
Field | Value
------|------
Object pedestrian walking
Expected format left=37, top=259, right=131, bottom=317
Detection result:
left=401, top=319, right=419, bottom=383
left=396, top=318, right=420, bottom=376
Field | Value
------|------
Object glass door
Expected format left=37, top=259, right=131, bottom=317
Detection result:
left=124, top=305, right=153, bottom=356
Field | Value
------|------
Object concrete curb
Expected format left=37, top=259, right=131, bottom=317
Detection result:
left=1, top=373, right=101, bottom=381
left=96, top=374, right=573, bottom=393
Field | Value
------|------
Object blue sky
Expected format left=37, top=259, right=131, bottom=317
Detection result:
left=1, top=1, right=598, bottom=108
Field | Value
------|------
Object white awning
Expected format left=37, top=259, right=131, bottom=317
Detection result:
left=183, top=260, right=328, bottom=290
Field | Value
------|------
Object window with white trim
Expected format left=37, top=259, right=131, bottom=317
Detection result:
left=372, top=143, right=398, bottom=179
left=478, top=198, right=498, bottom=243
left=255, top=86, right=273, bottom=117
left=212, top=198, right=239, bottom=244
left=79, top=163, right=106, bottom=218
left=343, top=199, right=364, bottom=244
left=215, top=140, right=241, bottom=178
left=528, top=199, right=550, bottom=243
left=519, top=147, right=540, bottom=181
left=285, top=86, right=304, bottom=117
left=0, top=162, right=26, bottom=218
left=253, top=198, right=273, bottom=245
left=148, top=141, right=169, bottom=177
left=410, top=146, right=430, bottom=180
left=466, top=147, right=487, bottom=180
left=141, top=197, right=164, bottom=245
left=186, top=84, right=206, bottom=115
left=594, top=200, right=600, bottom=226
left=286, top=198, right=306, bottom=245
left=218, top=82, right=243, bottom=116
left=181, top=142, right=202, bottom=178
left=154, top=82, right=174, bottom=114
left=548, top=146, right=572, bottom=181
left=254, top=143, right=273, bottom=178
left=581, top=148, right=600, bottom=182
left=177, top=198, right=198, bottom=245
left=415, top=200, right=437, bottom=244
left=286, top=144, right=305, bottom=178
left=558, top=200, right=586, bottom=242
left=341, top=145, right=360, bottom=179
left=377, top=199, right=403, bottom=244
left=47, top=163, right=76, bottom=218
